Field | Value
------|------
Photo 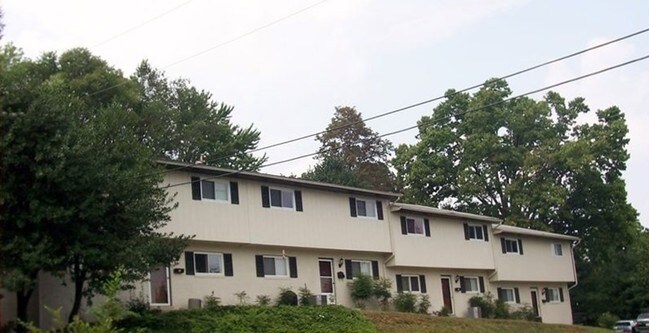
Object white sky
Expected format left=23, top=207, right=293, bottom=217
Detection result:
left=3, top=0, right=648, bottom=227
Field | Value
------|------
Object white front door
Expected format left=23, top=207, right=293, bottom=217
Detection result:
left=318, top=259, right=336, bottom=304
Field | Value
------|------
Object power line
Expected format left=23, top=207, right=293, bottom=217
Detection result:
left=155, top=27, right=649, bottom=178
left=162, top=53, right=649, bottom=189
left=89, top=0, right=328, bottom=97
left=91, top=0, right=195, bottom=48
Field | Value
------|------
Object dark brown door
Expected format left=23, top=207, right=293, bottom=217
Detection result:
left=441, top=276, right=453, bottom=314
left=531, top=290, right=540, bottom=317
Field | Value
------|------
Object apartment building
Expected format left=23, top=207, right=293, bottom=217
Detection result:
left=1, top=160, right=579, bottom=327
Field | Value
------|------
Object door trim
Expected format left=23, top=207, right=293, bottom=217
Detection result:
left=318, top=258, right=336, bottom=305
left=440, top=275, right=454, bottom=314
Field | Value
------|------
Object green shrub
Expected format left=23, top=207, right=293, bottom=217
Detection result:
left=417, top=294, right=431, bottom=314
left=204, top=292, right=221, bottom=309
left=350, top=275, right=374, bottom=308
left=597, top=311, right=620, bottom=328
left=510, top=305, right=537, bottom=321
left=298, top=285, right=315, bottom=306
left=394, top=293, right=417, bottom=313
left=373, top=278, right=392, bottom=311
left=277, top=287, right=298, bottom=306
left=436, top=305, right=452, bottom=317
left=256, top=295, right=271, bottom=306
left=234, top=290, right=249, bottom=305
left=469, top=294, right=496, bottom=318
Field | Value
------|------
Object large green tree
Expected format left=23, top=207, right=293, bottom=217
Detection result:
left=132, top=61, right=266, bottom=170
left=311, top=106, right=395, bottom=191
left=394, top=78, right=646, bottom=323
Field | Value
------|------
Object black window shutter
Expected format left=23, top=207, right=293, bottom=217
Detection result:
left=224, top=253, right=233, bottom=276
left=255, top=255, right=265, bottom=277
left=400, top=216, right=407, bottom=235
left=185, top=251, right=195, bottom=275
left=376, top=201, right=384, bottom=220
left=514, top=288, right=520, bottom=303
left=295, top=191, right=303, bottom=212
left=478, top=277, right=485, bottom=293
left=424, top=219, right=431, bottom=237
left=261, top=186, right=270, bottom=208
left=497, top=287, right=503, bottom=300
left=349, top=198, right=357, bottom=217
left=559, top=288, right=564, bottom=302
left=419, top=275, right=427, bottom=293
left=543, top=288, right=549, bottom=302
left=230, top=182, right=239, bottom=204
left=460, top=276, right=466, bottom=293
left=396, top=274, right=403, bottom=293
left=371, top=261, right=379, bottom=279
left=501, top=238, right=507, bottom=253
left=463, top=223, right=470, bottom=240
left=483, top=225, right=489, bottom=242
left=518, top=239, right=524, bottom=255
left=191, top=177, right=201, bottom=200
left=289, top=256, right=298, bottom=278
left=345, top=259, right=353, bottom=280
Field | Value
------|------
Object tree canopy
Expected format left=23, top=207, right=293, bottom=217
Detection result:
left=0, top=45, right=264, bottom=323
left=394, top=78, right=646, bottom=323
left=307, top=106, right=395, bottom=191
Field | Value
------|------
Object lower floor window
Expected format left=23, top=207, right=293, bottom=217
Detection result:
left=401, top=275, right=421, bottom=292
left=546, top=287, right=561, bottom=302
left=464, top=277, right=479, bottom=293
left=351, top=260, right=372, bottom=278
left=149, top=266, right=170, bottom=305
left=500, top=288, right=516, bottom=303
left=263, top=256, right=288, bottom=276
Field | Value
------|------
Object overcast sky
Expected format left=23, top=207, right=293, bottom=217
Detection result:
left=3, top=0, right=648, bottom=227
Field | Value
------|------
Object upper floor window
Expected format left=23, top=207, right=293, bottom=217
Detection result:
left=344, top=259, right=379, bottom=280
left=349, top=197, right=384, bottom=220
left=400, top=216, right=430, bottom=236
left=191, top=176, right=239, bottom=204
left=497, top=287, right=520, bottom=304
left=544, top=287, right=564, bottom=303
left=552, top=243, right=563, bottom=256
left=397, top=274, right=427, bottom=293
left=261, top=186, right=303, bottom=211
left=463, top=223, right=489, bottom=241
left=501, top=237, right=524, bottom=255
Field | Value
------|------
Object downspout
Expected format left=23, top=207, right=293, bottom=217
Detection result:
left=568, top=239, right=581, bottom=290
left=488, top=218, right=505, bottom=281
left=384, top=195, right=402, bottom=266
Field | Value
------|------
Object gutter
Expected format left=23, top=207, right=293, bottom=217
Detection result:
left=568, top=239, right=581, bottom=290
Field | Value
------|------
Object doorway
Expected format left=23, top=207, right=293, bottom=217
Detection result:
left=318, top=259, right=335, bottom=304
left=530, top=288, right=541, bottom=319
left=440, top=275, right=453, bottom=314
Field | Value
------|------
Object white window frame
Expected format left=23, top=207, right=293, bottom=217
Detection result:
left=193, top=252, right=224, bottom=276
left=355, top=198, right=377, bottom=219
left=551, top=243, right=563, bottom=256
left=401, top=275, right=421, bottom=293
left=467, top=224, right=485, bottom=241
left=200, top=179, right=230, bottom=203
left=262, top=255, right=289, bottom=277
left=405, top=217, right=425, bottom=236
left=148, top=266, right=171, bottom=306
left=546, top=287, right=561, bottom=303
left=269, top=187, right=295, bottom=210
left=351, top=260, right=372, bottom=278
left=501, top=287, right=516, bottom=304
left=464, top=276, right=480, bottom=294
left=504, top=238, right=520, bottom=254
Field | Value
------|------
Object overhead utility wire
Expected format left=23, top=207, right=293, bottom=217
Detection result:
left=154, top=27, right=649, bottom=177
left=162, top=53, right=649, bottom=189
left=89, top=0, right=328, bottom=97
left=91, top=0, right=195, bottom=48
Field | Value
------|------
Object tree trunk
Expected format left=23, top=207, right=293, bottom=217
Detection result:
left=67, top=256, right=85, bottom=323
left=16, top=288, right=34, bottom=331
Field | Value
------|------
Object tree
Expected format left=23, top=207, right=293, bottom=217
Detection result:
left=131, top=61, right=266, bottom=170
left=0, top=47, right=190, bottom=324
left=301, top=157, right=363, bottom=187
left=312, top=106, right=395, bottom=191
left=394, top=78, right=646, bottom=323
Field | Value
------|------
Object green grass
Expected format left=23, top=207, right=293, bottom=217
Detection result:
left=117, top=306, right=610, bottom=333
left=363, top=311, right=611, bottom=333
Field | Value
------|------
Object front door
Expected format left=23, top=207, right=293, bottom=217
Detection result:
left=530, top=288, right=541, bottom=318
left=319, top=259, right=335, bottom=304
left=441, top=276, right=453, bottom=314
